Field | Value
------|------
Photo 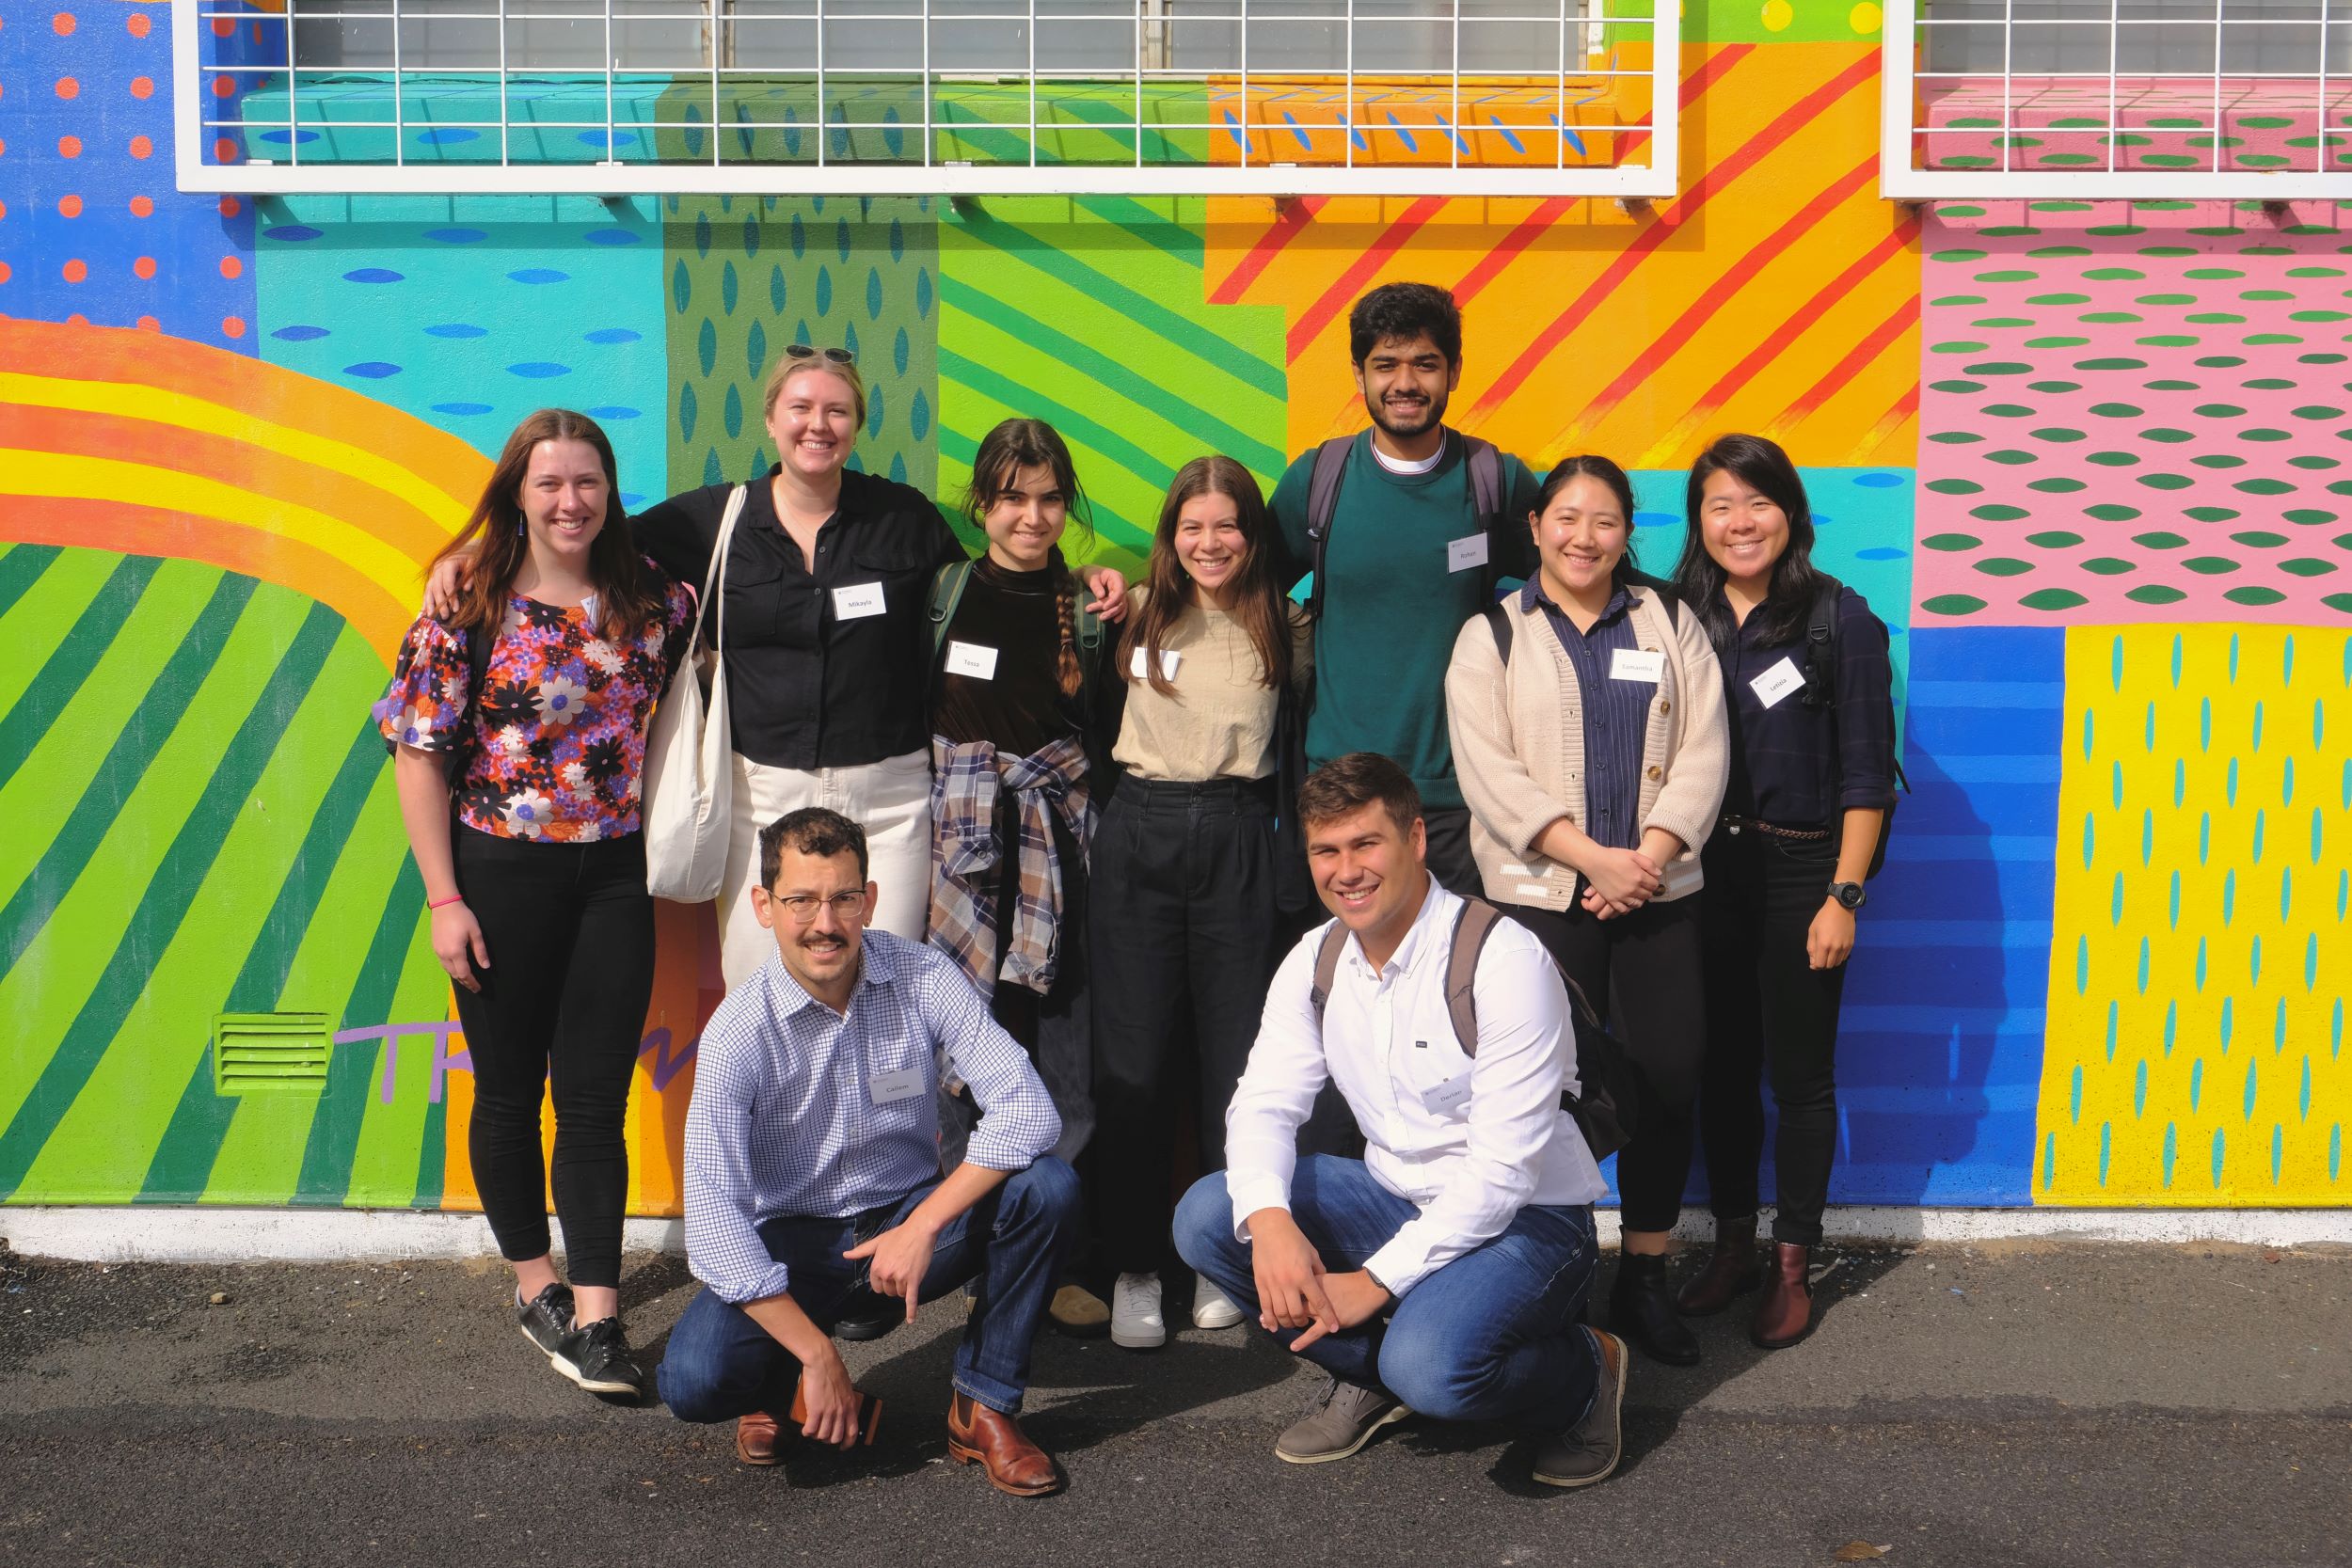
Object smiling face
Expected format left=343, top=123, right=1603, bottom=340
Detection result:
left=1306, top=800, right=1429, bottom=954
left=1172, top=488, right=1249, bottom=603
left=1534, top=472, right=1631, bottom=606
left=980, top=462, right=1070, bottom=572
left=1700, top=467, right=1792, bottom=591
left=515, top=437, right=609, bottom=566
left=1352, top=331, right=1460, bottom=443
left=750, top=844, right=875, bottom=1002
left=764, top=365, right=859, bottom=485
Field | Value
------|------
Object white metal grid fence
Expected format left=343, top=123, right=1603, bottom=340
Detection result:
left=1883, top=0, right=2350, bottom=197
left=173, top=0, right=1680, bottom=194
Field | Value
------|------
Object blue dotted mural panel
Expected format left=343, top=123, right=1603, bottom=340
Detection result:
left=254, top=197, right=667, bottom=502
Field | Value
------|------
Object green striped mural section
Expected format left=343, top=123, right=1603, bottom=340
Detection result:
left=0, top=546, right=446, bottom=1208
left=936, top=197, right=1287, bottom=572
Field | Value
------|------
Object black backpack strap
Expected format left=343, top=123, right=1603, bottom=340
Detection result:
left=1463, top=436, right=1502, bottom=521
left=1482, top=599, right=1516, bottom=668
left=1801, top=577, right=1842, bottom=709
left=1302, top=435, right=1357, bottom=626
left=437, top=613, right=499, bottom=790
left=927, top=559, right=973, bottom=662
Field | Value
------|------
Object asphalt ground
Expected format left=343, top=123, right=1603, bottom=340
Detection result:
left=2, top=1236, right=2347, bottom=1568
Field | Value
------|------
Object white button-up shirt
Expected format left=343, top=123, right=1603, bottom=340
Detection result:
left=1223, top=879, right=1604, bottom=1296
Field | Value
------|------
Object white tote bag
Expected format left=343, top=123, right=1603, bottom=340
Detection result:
left=640, top=484, right=747, bottom=903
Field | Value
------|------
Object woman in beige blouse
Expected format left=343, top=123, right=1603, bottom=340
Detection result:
left=1445, top=454, right=1728, bottom=1369
left=1089, top=455, right=1313, bottom=1352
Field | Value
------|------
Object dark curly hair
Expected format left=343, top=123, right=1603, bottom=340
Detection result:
left=1348, top=282, right=1463, bottom=368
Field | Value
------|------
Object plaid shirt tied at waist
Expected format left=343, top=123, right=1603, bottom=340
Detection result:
left=927, top=734, right=1092, bottom=996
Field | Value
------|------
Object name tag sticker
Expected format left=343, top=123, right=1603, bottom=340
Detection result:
left=1447, top=533, right=1491, bottom=574
left=1611, top=648, right=1665, bottom=683
left=868, top=1066, right=927, bottom=1106
left=1129, top=647, right=1182, bottom=681
left=944, top=641, right=999, bottom=681
left=832, top=581, right=886, bottom=620
left=1750, top=656, right=1805, bottom=710
left=1421, top=1074, right=1473, bottom=1116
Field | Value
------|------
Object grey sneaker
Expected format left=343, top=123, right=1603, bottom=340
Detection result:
left=1531, top=1328, right=1628, bottom=1489
left=1274, top=1377, right=1411, bottom=1465
left=516, top=1282, right=574, bottom=1355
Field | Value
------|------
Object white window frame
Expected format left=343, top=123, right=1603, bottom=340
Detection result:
left=173, top=0, right=1679, bottom=196
left=1881, top=0, right=2347, bottom=199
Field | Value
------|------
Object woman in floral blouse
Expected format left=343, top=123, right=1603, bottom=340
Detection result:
left=375, top=408, right=694, bottom=1402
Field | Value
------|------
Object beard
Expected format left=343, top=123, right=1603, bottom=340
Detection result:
left=1367, top=388, right=1447, bottom=440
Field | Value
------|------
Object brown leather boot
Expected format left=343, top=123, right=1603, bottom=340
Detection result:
left=947, top=1391, right=1063, bottom=1497
left=1751, top=1242, right=1815, bottom=1349
left=1676, top=1219, right=1763, bottom=1316
left=734, top=1409, right=783, bottom=1465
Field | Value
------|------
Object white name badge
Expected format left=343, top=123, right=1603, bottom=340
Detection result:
left=1420, top=1074, right=1473, bottom=1116
left=944, top=641, right=999, bottom=681
left=832, top=582, right=886, bottom=619
left=868, top=1066, right=928, bottom=1106
left=1447, top=533, right=1490, bottom=574
left=1750, top=656, right=1805, bottom=710
left=1611, top=647, right=1665, bottom=683
left=1129, top=647, right=1183, bottom=681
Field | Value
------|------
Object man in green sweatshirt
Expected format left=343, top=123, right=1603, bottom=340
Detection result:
left=1270, top=281, right=1543, bottom=896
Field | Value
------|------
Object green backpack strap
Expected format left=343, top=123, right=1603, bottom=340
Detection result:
left=927, top=559, right=973, bottom=662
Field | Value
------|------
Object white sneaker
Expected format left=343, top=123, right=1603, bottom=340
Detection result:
left=1111, top=1272, right=1167, bottom=1350
left=1191, top=1273, right=1246, bottom=1331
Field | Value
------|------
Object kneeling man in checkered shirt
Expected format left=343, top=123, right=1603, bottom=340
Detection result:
left=659, top=806, right=1077, bottom=1497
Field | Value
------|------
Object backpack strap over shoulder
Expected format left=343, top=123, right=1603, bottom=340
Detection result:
left=1443, top=898, right=1504, bottom=1058
left=1308, top=921, right=1349, bottom=1027
left=927, top=559, right=973, bottom=661
left=1482, top=598, right=1517, bottom=668
left=1303, top=435, right=1357, bottom=626
left=1800, top=577, right=1842, bottom=709
left=1463, top=436, right=1502, bottom=523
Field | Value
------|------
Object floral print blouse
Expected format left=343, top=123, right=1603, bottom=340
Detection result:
left=374, top=567, right=698, bottom=843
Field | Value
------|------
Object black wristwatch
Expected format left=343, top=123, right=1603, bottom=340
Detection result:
left=1829, top=880, right=1867, bottom=911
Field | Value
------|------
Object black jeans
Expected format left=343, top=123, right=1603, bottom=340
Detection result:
left=1508, top=895, right=1706, bottom=1235
left=449, top=826, right=655, bottom=1289
left=1694, top=825, right=1848, bottom=1247
left=1088, top=776, right=1282, bottom=1275
left=1420, top=803, right=1485, bottom=900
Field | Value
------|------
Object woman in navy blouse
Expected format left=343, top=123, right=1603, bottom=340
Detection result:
left=1668, top=434, right=1897, bottom=1351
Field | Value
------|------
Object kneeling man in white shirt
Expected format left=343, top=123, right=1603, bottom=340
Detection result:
left=1174, top=752, right=1629, bottom=1488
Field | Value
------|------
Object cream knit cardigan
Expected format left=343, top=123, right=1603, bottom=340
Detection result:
left=1444, top=583, right=1729, bottom=912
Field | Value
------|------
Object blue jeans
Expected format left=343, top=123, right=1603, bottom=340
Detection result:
left=1174, top=1155, right=1601, bottom=1430
left=659, top=1157, right=1079, bottom=1419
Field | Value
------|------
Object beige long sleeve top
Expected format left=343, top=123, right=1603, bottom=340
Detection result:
left=1444, top=581, right=1729, bottom=911
left=1110, top=588, right=1314, bottom=783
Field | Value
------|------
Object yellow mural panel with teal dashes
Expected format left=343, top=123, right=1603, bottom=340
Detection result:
left=2038, top=626, right=2351, bottom=1206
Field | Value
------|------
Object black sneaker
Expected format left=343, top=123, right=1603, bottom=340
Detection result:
left=549, top=1316, right=647, bottom=1399
left=516, top=1282, right=575, bottom=1356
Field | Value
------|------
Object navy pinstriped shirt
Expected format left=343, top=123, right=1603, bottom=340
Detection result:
left=1522, top=578, right=1651, bottom=852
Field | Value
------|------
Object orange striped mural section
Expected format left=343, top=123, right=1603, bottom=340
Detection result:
left=1204, top=42, right=1920, bottom=472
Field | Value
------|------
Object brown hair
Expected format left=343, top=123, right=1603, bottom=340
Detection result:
left=1295, top=752, right=1422, bottom=837
left=961, top=418, right=1095, bottom=699
left=1120, top=455, right=1293, bottom=699
left=431, top=409, right=660, bottom=644
left=762, top=351, right=867, bottom=431
left=759, top=806, right=869, bottom=888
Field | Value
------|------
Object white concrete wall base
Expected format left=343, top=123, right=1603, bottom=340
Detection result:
left=3, top=1204, right=2348, bottom=1263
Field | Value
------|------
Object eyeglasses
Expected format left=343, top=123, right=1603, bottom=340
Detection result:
left=772, top=889, right=868, bottom=924
left=784, top=344, right=855, bottom=367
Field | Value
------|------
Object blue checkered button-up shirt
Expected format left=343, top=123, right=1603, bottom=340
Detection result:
left=681, top=929, right=1060, bottom=1306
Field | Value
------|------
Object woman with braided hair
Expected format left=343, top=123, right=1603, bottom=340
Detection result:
left=927, top=417, right=1122, bottom=1334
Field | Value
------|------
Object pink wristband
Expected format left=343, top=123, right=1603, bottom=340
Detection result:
left=427, top=894, right=467, bottom=910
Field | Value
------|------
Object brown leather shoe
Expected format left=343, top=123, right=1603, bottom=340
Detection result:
left=1751, top=1242, right=1816, bottom=1349
left=734, top=1409, right=784, bottom=1465
left=1676, top=1221, right=1763, bottom=1316
left=946, top=1391, right=1063, bottom=1497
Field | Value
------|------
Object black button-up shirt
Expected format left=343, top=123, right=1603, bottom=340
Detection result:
left=1525, top=578, right=1647, bottom=852
left=1714, top=584, right=1897, bottom=829
left=630, top=467, right=967, bottom=769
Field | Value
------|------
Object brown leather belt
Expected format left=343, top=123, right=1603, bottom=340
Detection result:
left=1718, top=815, right=1832, bottom=842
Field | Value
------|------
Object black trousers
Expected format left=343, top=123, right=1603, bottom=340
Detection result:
left=449, top=826, right=655, bottom=1289
left=1694, top=826, right=1849, bottom=1247
left=1508, top=895, right=1706, bottom=1235
left=1087, top=776, right=1282, bottom=1275
left=1420, top=803, right=1485, bottom=900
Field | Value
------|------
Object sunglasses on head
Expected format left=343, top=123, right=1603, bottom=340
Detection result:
left=784, top=344, right=855, bottom=366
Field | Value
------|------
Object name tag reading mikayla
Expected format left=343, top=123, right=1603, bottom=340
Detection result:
left=1750, top=656, right=1806, bottom=710
left=1129, top=647, right=1183, bottom=681
left=944, top=641, right=999, bottom=681
left=1447, top=534, right=1490, bottom=574
left=1610, top=648, right=1665, bottom=683
left=832, top=582, right=886, bottom=619
left=868, top=1066, right=927, bottom=1106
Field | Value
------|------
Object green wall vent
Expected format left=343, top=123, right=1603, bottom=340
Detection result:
left=212, top=1013, right=331, bottom=1096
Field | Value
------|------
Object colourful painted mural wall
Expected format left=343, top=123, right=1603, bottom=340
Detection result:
left=2, top=0, right=2346, bottom=1217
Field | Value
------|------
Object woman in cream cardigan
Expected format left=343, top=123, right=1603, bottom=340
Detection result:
left=1445, top=454, right=1728, bottom=1369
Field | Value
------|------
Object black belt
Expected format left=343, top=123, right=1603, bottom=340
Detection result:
left=1718, top=815, right=1832, bottom=842
left=1118, top=775, right=1276, bottom=803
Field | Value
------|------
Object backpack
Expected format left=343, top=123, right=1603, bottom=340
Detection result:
left=1480, top=572, right=1682, bottom=666
left=925, top=559, right=1107, bottom=719
left=1305, top=896, right=1639, bottom=1161
left=1302, top=430, right=1508, bottom=624
left=1794, top=578, right=1909, bottom=879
